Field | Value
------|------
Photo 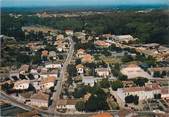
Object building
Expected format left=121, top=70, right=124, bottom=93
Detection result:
left=148, top=67, right=169, bottom=77
left=48, top=51, right=57, bottom=60
left=13, top=80, right=30, bottom=90
left=95, top=40, right=111, bottom=48
left=121, top=64, right=152, bottom=79
left=115, top=35, right=136, bottom=44
left=19, top=64, right=29, bottom=74
left=90, top=112, right=113, bottom=117
left=66, top=99, right=78, bottom=110
left=81, top=54, right=94, bottom=63
left=76, top=64, right=84, bottom=74
left=45, top=63, right=62, bottom=69
left=30, top=92, right=49, bottom=108
left=161, top=88, right=169, bottom=99
left=56, top=34, right=64, bottom=40
left=40, top=76, right=56, bottom=90
left=76, top=48, right=86, bottom=58
left=95, top=68, right=110, bottom=77
left=65, top=30, right=73, bottom=36
left=116, top=83, right=161, bottom=102
left=56, top=99, right=79, bottom=110
left=41, top=50, right=49, bottom=57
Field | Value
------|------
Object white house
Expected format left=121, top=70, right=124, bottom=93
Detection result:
left=65, top=30, right=73, bottom=36
left=45, top=63, right=62, bottom=69
left=95, top=68, right=110, bottom=77
left=56, top=99, right=79, bottom=110
left=116, top=83, right=161, bottom=102
left=13, top=80, right=30, bottom=90
left=115, top=35, right=136, bottom=44
left=76, top=64, right=84, bottom=74
left=29, top=92, right=49, bottom=108
left=121, top=64, right=152, bottom=79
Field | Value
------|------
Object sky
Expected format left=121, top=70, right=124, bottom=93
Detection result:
left=1, top=0, right=169, bottom=7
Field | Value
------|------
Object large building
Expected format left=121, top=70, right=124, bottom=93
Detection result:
left=121, top=64, right=152, bottom=79
left=116, top=83, right=161, bottom=102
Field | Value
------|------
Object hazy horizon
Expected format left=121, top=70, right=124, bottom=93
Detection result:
left=2, top=0, right=169, bottom=7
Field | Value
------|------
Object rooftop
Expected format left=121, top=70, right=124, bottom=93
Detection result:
left=31, top=92, right=49, bottom=100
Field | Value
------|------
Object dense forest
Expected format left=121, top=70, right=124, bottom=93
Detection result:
left=1, top=10, right=169, bottom=44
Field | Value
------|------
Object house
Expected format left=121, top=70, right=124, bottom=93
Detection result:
left=65, top=30, right=73, bottom=36
left=19, top=64, right=29, bottom=74
left=102, top=34, right=114, bottom=40
left=76, top=64, right=84, bottom=74
left=90, top=112, right=113, bottom=117
left=56, top=34, right=64, bottom=40
left=148, top=67, right=169, bottom=77
left=41, top=50, right=49, bottom=57
left=74, top=32, right=86, bottom=39
left=56, top=99, right=79, bottom=110
left=76, top=48, right=86, bottom=58
left=161, top=88, right=169, bottom=99
left=40, top=76, right=56, bottom=90
left=56, top=99, right=67, bottom=110
left=115, top=35, right=136, bottom=44
left=121, top=64, right=152, bottom=79
left=48, top=51, right=57, bottom=60
left=82, top=76, right=99, bottom=87
left=13, top=80, right=30, bottom=90
left=66, top=99, right=78, bottom=110
left=30, top=92, right=49, bottom=108
left=95, top=40, right=111, bottom=48
left=45, top=63, right=62, bottom=69
left=95, top=68, right=110, bottom=77
left=81, top=54, right=94, bottom=63
left=116, top=83, right=161, bottom=102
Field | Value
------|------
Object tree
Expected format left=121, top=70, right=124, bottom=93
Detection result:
left=125, top=95, right=139, bottom=105
left=154, top=94, right=161, bottom=99
left=85, top=94, right=109, bottom=112
left=99, top=78, right=110, bottom=88
left=67, top=64, right=77, bottom=77
left=133, top=96, right=139, bottom=105
left=161, top=71, right=167, bottom=78
left=118, top=74, right=128, bottom=81
left=153, top=71, right=161, bottom=77
left=75, top=101, right=85, bottom=111
left=133, top=77, right=149, bottom=86
left=122, top=55, right=133, bottom=63
left=125, top=95, right=134, bottom=103
left=74, top=87, right=87, bottom=98
left=111, top=80, right=123, bottom=91
left=75, top=59, right=81, bottom=65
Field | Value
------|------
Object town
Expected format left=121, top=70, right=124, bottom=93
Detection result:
left=0, top=23, right=169, bottom=117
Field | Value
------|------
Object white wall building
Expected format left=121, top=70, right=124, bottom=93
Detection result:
left=116, top=83, right=161, bottom=103
left=13, top=80, right=30, bottom=90
left=95, top=68, right=110, bottom=77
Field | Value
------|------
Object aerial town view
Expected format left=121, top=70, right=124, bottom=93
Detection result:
left=0, top=0, right=169, bottom=117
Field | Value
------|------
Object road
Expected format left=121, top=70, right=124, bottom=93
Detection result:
left=49, top=36, right=75, bottom=112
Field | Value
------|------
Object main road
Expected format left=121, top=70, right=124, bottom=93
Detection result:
left=49, top=36, right=75, bottom=112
